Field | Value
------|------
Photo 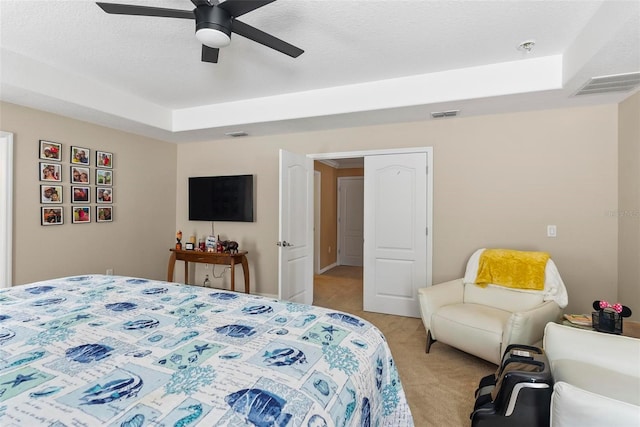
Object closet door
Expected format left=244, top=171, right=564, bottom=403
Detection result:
left=338, top=176, right=364, bottom=267
left=363, top=152, right=427, bottom=317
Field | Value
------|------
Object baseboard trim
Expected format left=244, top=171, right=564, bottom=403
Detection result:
left=318, top=263, right=337, bottom=274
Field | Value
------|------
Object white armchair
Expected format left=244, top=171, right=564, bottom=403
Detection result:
left=543, top=322, right=640, bottom=427
left=418, top=249, right=567, bottom=365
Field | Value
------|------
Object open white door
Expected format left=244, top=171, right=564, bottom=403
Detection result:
left=278, top=149, right=314, bottom=304
left=338, top=177, right=364, bottom=266
left=363, top=153, right=427, bottom=317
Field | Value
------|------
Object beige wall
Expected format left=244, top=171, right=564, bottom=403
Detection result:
left=177, top=104, right=619, bottom=313
left=1, top=102, right=177, bottom=285
left=1, top=100, right=625, bottom=315
left=618, top=91, right=640, bottom=320
left=314, top=161, right=338, bottom=269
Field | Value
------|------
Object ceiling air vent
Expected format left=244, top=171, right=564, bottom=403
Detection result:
left=573, top=72, right=640, bottom=96
left=431, top=109, right=459, bottom=118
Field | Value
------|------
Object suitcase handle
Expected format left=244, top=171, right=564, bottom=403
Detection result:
left=502, top=357, right=545, bottom=373
left=504, top=343, right=543, bottom=355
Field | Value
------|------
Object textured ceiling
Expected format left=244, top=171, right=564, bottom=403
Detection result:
left=1, top=0, right=639, bottom=143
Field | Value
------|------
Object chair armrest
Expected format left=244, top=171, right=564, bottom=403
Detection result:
left=543, top=322, right=640, bottom=377
left=501, top=300, right=561, bottom=354
left=551, top=381, right=640, bottom=427
left=417, top=278, right=464, bottom=330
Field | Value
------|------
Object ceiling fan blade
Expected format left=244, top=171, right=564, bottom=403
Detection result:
left=218, top=0, right=276, bottom=18
left=191, top=0, right=217, bottom=7
left=202, top=45, right=219, bottom=63
left=96, top=2, right=194, bottom=20
left=231, top=19, right=303, bottom=58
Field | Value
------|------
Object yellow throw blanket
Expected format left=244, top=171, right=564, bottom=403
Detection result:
left=475, top=249, right=550, bottom=291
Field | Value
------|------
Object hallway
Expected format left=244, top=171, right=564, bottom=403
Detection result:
left=313, top=265, right=363, bottom=312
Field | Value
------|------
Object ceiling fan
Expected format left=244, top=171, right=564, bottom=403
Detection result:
left=96, top=0, right=304, bottom=63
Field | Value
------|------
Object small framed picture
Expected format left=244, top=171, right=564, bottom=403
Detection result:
left=40, top=162, right=62, bottom=182
left=185, top=242, right=195, bottom=250
left=96, top=187, right=113, bottom=203
left=70, top=166, right=90, bottom=184
left=97, top=206, right=113, bottom=222
left=70, top=146, right=90, bottom=165
left=39, top=140, right=62, bottom=161
left=71, top=186, right=90, bottom=203
left=40, top=185, right=63, bottom=203
left=96, top=169, right=113, bottom=186
left=72, top=206, right=91, bottom=223
left=96, top=151, right=113, bottom=168
left=41, top=207, right=63, bottom=225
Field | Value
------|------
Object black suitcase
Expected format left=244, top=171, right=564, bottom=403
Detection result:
left=470, top=344, right=553, bottom=427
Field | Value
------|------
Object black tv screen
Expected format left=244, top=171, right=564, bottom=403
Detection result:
left=189, top=175, right=254, bottom=222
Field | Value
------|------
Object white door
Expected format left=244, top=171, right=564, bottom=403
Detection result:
left=0, top=132, right=13, bottom=288
left=363, top=153, right=427, bottom=317
left=278, top=149, right=314, bottom=304
left=338, top=177, right=364, bottom=266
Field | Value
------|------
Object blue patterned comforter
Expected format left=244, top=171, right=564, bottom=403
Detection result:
left=0, top=275, right=413, bottom=426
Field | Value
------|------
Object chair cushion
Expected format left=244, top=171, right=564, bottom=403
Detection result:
left=464, top=282, right=544, bottom=312
left=431, top=303, right=511, bottom=363
left=551, top=381, right=640, bottom=427
left=551, top=359, right=640, bottom=406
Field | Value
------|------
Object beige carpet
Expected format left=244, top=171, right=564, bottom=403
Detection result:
left=314, top=266, right=496, bottom=426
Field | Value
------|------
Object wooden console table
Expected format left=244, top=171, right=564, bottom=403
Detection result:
left=167, top=249, right=250, bottom=293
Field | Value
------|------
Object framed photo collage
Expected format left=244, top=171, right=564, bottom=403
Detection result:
left=39, top=140, right=114, bottom=225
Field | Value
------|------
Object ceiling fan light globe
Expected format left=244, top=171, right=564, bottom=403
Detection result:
left=196, top=28, right=231, bottom=48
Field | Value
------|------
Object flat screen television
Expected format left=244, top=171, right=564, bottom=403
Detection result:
left=189, top=175, right=254, bottom=222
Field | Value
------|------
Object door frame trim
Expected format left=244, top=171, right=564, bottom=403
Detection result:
left=0, top=131, right=14, bottom=288
left=314, top=170, right=321, bottom=274
left=309, top=147, right=431, bottom=161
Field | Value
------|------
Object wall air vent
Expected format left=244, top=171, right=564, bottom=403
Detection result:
left=224, top=131, right=249, bottom=137
left=431, top=109, right=459, bottom=118
left=573, top=72, right=640, bottom=96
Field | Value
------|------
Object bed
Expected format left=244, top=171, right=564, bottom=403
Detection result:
left=0, top=275, right=413, bottom=426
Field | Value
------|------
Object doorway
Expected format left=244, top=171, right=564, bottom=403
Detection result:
left=279, top=148, right=432, bottom=317
left=313, top=161, right=365, bottom=310
left=309, top=147, right=433, bottom=318
left=313, top=265, right=363, bottom=313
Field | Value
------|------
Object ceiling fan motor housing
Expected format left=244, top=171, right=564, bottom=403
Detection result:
left=96, top=0, right=303, bottom=62
left=195, top=5, right=232, bottom=38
